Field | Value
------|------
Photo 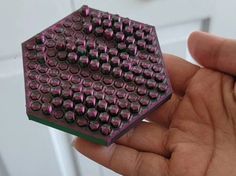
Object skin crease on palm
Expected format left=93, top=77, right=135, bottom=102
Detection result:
left=73, top=31, right=236, bottom=176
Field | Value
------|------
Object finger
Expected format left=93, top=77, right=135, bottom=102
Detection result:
left=188, top=31, right=236, bottom=76
left=73, top=138, right=169, bottom=176
left=164, top=54, right=200, bottom=96
left=117, top=121, right=170, bottom=157
left=148, top=93, right=181, bottom=127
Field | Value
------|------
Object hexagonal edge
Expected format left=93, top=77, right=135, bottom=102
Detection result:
left=26, top=111, right=108, bottom=145
left=151, top=26, right=173, bottom=95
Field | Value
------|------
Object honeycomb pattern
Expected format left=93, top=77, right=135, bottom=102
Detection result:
left=22, top=5, right=172, bottom=145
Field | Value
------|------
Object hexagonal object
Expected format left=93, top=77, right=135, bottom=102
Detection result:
left=22, top=5, right=172, bottom=145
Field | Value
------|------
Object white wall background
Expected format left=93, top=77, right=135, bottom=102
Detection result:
left=0, top=0, right=235, bottom=176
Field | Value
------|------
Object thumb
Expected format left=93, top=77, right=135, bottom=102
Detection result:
left=188, top=31, right=236, bottom=76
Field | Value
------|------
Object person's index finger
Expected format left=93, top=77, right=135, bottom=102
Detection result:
left=163, top=54, right=200, bottom=96
left=188, top=31, right=236, bottom=76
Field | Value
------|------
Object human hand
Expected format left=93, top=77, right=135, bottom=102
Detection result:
left=73, top=31, right=236, bottom=176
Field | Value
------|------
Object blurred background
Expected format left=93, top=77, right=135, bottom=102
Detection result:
left=0, top=0, right=235, bottom=176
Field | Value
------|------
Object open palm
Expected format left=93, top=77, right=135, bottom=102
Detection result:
left=73, top=32, right=236, bottom=176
